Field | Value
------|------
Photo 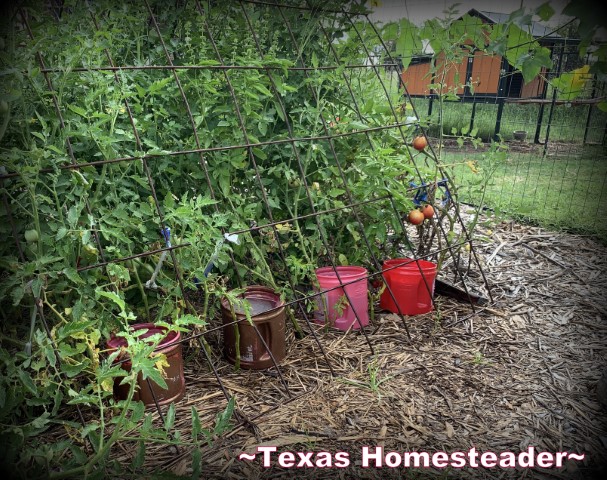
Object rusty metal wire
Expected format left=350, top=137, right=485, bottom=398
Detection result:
left=4, top=0, right=492, bottom=458
left=37, top=63, right=400, bottom=73
left=0, top=122, right=414, bottom=180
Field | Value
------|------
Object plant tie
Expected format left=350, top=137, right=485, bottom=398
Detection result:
left=202, top=233, right=240, bottom=278
left=145, top=227, right=171, bottom=290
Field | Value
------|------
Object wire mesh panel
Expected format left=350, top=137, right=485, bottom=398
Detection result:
left=0, top=1, right=490, bottom=476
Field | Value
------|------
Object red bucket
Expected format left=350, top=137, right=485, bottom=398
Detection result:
left=107, top=323, right=185, bottom=407
left=379, top=258, right=437, bottom=315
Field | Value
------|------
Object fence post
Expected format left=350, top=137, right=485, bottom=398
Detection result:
left=494, top=98, right=505, bottom=141
left=494, top=57, right=508, bottom=141
left=469, top=98, right=477, bottom=134
left=534, top=104, right=546, bottom=143
left=534, top=45, right=557, bottom=144
left=582, top=81, right=596, bottom=145
left=428, top=56, right=436, bottom=116
left=542, top=44, right=565, bottom=156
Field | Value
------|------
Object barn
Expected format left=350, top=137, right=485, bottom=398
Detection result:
left=400, top=9, right=563, bottom=100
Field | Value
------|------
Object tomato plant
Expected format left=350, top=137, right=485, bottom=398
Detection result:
left=0, top=0, right=573, bottom=476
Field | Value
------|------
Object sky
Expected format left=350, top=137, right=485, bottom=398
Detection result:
left=368, top=0, right=571, bottom=26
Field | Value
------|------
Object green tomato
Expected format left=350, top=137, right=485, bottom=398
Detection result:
left=24, top=229, right=39, bottom=243
left=83, top=244, right=98, bottom=256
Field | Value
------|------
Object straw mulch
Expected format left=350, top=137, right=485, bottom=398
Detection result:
left=106, top=215, right=607, bottom=479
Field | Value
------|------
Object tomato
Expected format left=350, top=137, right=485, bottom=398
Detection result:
left=412, top=135, right=427, bottom=151
left=422, top=204, right=434, bottom=219
left=408, top=209, right=425, bottom=225
left=24, top=229, right=39, bottom=243
left=83, top=244, right=99, bottom=256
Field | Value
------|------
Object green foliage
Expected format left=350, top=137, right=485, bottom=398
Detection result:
left=0, top=0, right=429, bottom=475
left=392, top=18, right=423, bottom=70
left=550, top=65, right=592, bottom=100
left=489, top=20, right=552, bottom=85
left=536, top=2, right=555, bottom=22
left=562, top=0, right=607, bottom=60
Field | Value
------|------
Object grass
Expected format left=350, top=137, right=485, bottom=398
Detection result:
left=365, top=73, right=607, bottom=240
left=411, top=98, right=607, bottom=144
left=446, top=145, right=607, bottom=243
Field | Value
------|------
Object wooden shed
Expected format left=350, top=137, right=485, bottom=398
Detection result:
left=400, top=9, right=562, bottom=100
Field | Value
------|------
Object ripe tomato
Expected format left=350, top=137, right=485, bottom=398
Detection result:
left=412, top=136, right=427, bottom=151
left=408, top=209, right=424, bottom=225
left=422, top=204, right=434, bottom=219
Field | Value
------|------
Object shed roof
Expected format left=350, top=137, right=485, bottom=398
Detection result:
left=470, top=9, right=562, bottom=40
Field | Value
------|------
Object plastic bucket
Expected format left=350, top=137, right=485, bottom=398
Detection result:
left=379, top=258, right=437, bottom=315
left=107, top=323, right=185, bottom=408
left=314, top=266, right=369, bottom=331
left=221, top=285, right=286, bottom=370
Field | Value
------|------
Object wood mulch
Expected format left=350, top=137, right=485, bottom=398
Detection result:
left=115, top=215, right=607, bottom=479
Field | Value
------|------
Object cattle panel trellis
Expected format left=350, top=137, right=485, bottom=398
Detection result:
left=0, top=1, right=490, bottom=475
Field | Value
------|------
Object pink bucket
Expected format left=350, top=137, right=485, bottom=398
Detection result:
left=314, top=266, right=369, bottom=331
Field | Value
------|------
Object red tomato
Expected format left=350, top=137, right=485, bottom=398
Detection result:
left=422, top=204, right=434, bottom=219
left=412, top=136, right=427, bottom=151
left=408, top=209, right=425, bottom=225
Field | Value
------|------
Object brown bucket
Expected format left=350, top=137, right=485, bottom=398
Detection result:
left=221, top=285, right=286, bottom=370
left=107, top=323, right=185, bottom=408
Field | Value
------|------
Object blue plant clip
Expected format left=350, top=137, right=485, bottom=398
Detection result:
left=145, top=225, right=172, bottom=290
left=202, top=262, right=214, bottom=278
left=160, top=226, right=171, bottom=247
left=410, top=181, right=428, bottom=206
left=411, top=178, right=451, bottom=207
left=202, top=233, right=239, bottom=279
left=436, top=178, right=451, bottom=206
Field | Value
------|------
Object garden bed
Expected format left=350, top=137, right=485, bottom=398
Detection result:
left=41, top=215, right=607, bottom=479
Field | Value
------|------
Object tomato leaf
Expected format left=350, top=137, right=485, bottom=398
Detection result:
left=550, top=65, right=591, bottom=100
left=395, top=18, right=421, bottom=70
left=164, top=403, right=176, bottom=431
left=68, top=104, right=88, bottom=118
left=535, top=2, right=555, bottom=21
left=18, top=370, right=38, bottom=396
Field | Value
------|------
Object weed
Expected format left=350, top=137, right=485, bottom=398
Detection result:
left=338, top=356, right=398, bottom=399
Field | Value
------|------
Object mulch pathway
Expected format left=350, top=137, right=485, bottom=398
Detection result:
left=114, top=215, right=607, bottom=479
